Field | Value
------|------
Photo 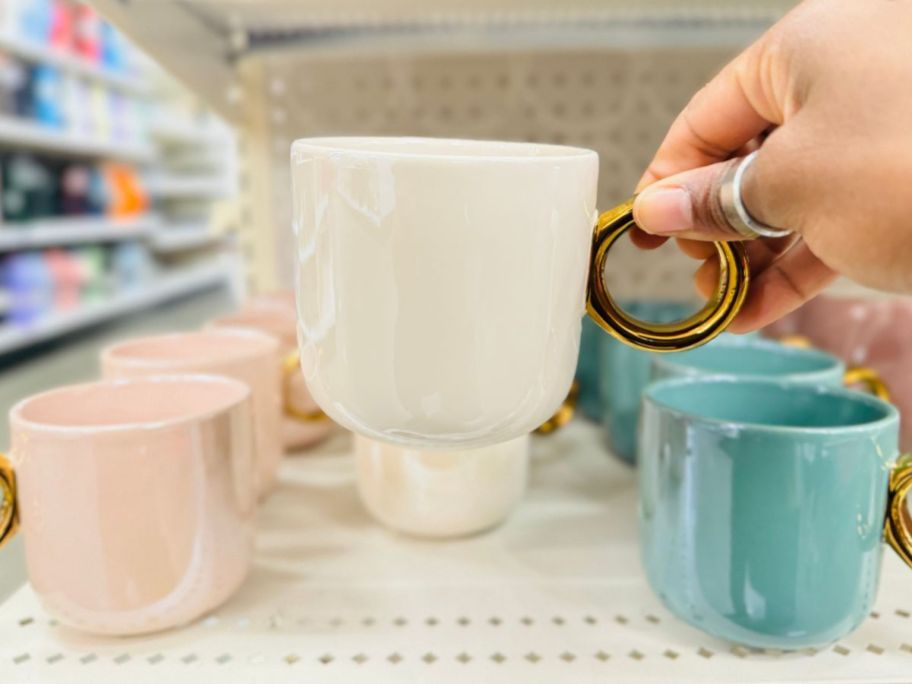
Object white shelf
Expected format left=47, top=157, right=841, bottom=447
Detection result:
left=0, top=116, right=155, bottom=163
left=0, top=215, right=159, bottom=251
left=0, top=260, right=230, bottom=355
left=1, top=421, right=910, bottom=682
left=146, top=175, right=233, bottom=199
left=149, top=223, right=220, bottom=253
left=0, top=33, right=145, bottom=94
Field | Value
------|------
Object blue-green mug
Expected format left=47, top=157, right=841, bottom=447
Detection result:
left=651, top=335, right=889, bottom=400
left=597, top=301, right=696, bottom=463
left=639, top=377, right=912, bottom=649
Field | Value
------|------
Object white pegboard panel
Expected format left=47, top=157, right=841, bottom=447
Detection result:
left=237, top=45, right=740, bottom=298
left=3, top=421, right=912, bottom=683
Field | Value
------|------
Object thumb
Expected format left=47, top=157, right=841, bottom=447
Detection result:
left=632, top=151, right=791, bottom=242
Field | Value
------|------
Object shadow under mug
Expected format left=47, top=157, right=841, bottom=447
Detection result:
left=0, top=375, right=256, bottom=636
left=639, top=377, right=912, bottom=649
left=292, top=137, right=750, bottom=449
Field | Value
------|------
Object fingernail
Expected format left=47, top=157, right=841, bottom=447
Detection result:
left=634, top=187, right=693, bottom=234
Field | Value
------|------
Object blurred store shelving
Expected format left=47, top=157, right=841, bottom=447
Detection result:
left=0, top=0, right=240, bottom=357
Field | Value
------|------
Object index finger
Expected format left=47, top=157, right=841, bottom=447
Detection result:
left=636, top=39, right=782, bottom=191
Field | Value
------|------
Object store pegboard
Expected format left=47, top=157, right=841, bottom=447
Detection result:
left=236, top=45, right=739, bottom=298
left=2, top=421, right=912, bottom=683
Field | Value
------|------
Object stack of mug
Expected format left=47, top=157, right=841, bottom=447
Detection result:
left=0, top=136, right=908, bottom=654
left=0, top=292, right=337, bottom=636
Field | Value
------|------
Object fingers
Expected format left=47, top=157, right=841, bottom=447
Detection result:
left=632, top=128, right=805, bottom=242
left=695, top=241, right=836, bottom=333
left=635, top=39, right=781, bottom=191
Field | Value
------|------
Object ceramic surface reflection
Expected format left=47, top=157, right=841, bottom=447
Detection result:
left=355, top=433, right=529, bottom=538
left=101, top=330, right=282, bottom=496
left=293, top=137, right=597, bottom=448
left=639, top=377, right=902, bottom=649
left=598, top=301, right=696, bottom=464
left=8, top=376, right=255, bottom=636
left=208, top=298, right=334, bottom=452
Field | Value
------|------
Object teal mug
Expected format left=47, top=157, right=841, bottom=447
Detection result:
left=639, top=377, right=912, bottom=649
left=597, top=301, right=697, bottom=463
left=651, top=335, right=889, bottom=400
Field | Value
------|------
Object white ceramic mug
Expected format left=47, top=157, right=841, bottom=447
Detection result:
left=292, top=137, right=749, bottom=448
left=1, top=375, right=255, bottom=636
left=354, top=433, right=529, bottom=538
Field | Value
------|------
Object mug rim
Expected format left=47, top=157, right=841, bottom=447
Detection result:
left=100, top=329, right=279, bottom=371
left=10, top=374, right=251, bottom=435
left=643, top=376, right=899, bottom=435
left=291, top=135, right=598, bottom=163
left=650, top=336, right=843, bottom=384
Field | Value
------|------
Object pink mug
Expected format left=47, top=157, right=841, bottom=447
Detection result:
left=0, top=375, right=255, bottom=635
left=207, top=299, right=333, bottom=451
left=765, top=293, right=912, bottom=451
left=101, top=329, right=283, bottom=496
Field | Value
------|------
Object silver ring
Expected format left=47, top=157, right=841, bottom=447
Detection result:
left=719, top=151, right=791, bottom=239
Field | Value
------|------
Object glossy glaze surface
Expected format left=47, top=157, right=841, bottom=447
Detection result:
left=598, top=301, right=695, bottom=464
left=765, top=294, right=912, bottom=451
left=10, top=376, right=255, bottom=636
left=355, top=433, right=528, bottom=538
left=293, top=137, right=598, bottom=448
left=651, top=335, right=845, bottom=385
left=101, top=330, right=282, bottom=496
left=208, top=297, right=334, bottom=451
left=639, top=377, right=899, bottom=649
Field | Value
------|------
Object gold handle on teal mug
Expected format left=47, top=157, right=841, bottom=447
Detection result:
left=886, top=455, right=912, bottom=569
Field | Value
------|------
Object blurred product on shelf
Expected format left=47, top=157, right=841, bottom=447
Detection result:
left=1, top=249, right=51, bottom=323
left=0, top=240, right=157, bottom=328
left=0, top=152, right=147, bottom=223
left=2, top=0, right=131, bottom=73
left=0, top=1, right=146, bottom=150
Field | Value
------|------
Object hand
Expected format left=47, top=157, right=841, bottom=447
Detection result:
left=630, top=0, right=912, bottom=332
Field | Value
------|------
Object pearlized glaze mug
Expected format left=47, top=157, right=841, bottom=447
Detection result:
left=0, top=375, right=255, bottom=636
left=354, top=434, right=529, bottom=538
left=639, top=377, right=912, bottom=649
left=102, top=330, right=282, bottom=497
left=292, top=137, right=749, bottom=448
left=208, top=298, right=334, bottom=451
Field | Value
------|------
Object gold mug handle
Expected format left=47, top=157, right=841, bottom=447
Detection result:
left=886, top=454, right=912, bottom=569
left=587, top=197, right=750, bottom=352
left=843, top=366, right=891, bottom=402
left=0, top=453, right=18, bottom=551
left=282, top=351, right=329, bottom=423
left=535, top=381, right=580, bottom=435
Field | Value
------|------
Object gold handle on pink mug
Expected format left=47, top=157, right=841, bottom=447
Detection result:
left=587, top=197, right=750, bottom=352
left=779, top=336, right=892, bottom=402
left=0, top=453, right=18, bottom=551
left=535, top=381, right=580, bottom=435
left=282, top=351, right=329, bottom=423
